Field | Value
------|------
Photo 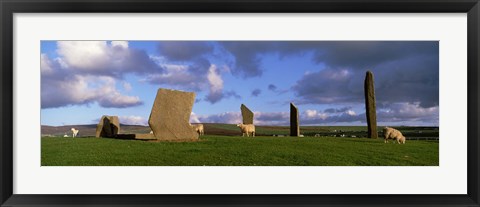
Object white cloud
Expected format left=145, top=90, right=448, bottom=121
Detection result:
left=304, top=109, right=328, bottom=120
left=54, top=41, right=161, bottom=77
left=41, top=54, right=54, bottom=74
left=40, top=41, right=158, bottom=109
left=204, top=64, right=226, bottom=104
left=345, top=109, right=356, bottom=116
left=207, top=64, right=223, bottom=93
left=378, top=102, right=439, bottom=122
left=122, top=82, right=132, bottom=91
left=190, top=112, right=201, bottom=123
left=197, top=112, right=242, bottom=124
left=189, top=103, right=438, bottom=126
left=111, top=41, right=129, bottom=48
left=41, top=73, right=142, bottom=108
left=57, top=41, right=112, bottom=70
left=119, top=115, right=147, bottom=126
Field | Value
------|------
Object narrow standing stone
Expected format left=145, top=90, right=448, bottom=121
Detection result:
left=240, top=104, right=254, bottom=124
left=290, top=102, right=300, bottom=137
left=364, top=71, right=378, bottom=138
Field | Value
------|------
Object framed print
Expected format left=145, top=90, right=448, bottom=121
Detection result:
left=1, top=0, right=479, bottom=206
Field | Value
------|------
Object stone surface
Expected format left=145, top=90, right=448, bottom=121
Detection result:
left=290, top=102, right=300, bottom=137
left=134, top=133, right=156, bottom=140
left=95, top=115, right=120, bottom=138
left=148, top=88, right=199, bottom=141
left=364, top=71, right=378, bottom=138
left=240, top=104, right=254, bottom=125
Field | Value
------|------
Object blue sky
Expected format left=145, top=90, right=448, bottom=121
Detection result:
left=41, top=41, right=439, bottom=126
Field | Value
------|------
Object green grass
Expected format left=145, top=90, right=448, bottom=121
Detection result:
left=41, top=135, right=439, bottom=166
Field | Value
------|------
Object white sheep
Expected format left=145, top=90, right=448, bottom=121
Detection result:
left=190, top=124, right=204, bottom=136
left=71, top=128, right=79, bottom=138
left=236, top=123, right=255, bottom=137
left=383, top=127, right=406, bottom=144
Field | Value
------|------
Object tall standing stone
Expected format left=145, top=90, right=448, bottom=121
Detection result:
left=240, top=104, right=254, bottom=124
left=364, top=71, right=378, bottom=138
left=290, top=102, right=300, bottom=137
left=148, top=88, right=198, bottom=141
left=95, top=115, right=120, bottom=138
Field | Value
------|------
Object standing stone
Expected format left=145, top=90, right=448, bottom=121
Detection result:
left=364, top=71, right=378, bottom=138
left=148, top=88, right=198, bottom=141
left=95, top=115, right=120, bottom=138
left=290, top=102, right=300, bottom=137
left=240, top=104, right=254, bottom=124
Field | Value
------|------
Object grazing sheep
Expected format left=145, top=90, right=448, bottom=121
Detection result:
left=71, top=128, right=79, bottom=138
left=150, top=130, right=154, bottom=134
left=383, top=127, right=406, bottom=144
left=191, top=124, right=204, bottom=136
left=236, top=123, right=255, bottom=137
left=63, top=134, right=69, bottom=137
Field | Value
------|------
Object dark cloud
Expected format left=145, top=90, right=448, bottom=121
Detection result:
left=255, top=112, right=289, bottom=125
left=97, top=95, right=143, bottom=108
left=300, top=103, right=438, bottom=126
left=188, top=58, right=211, bottom=75
left=198, top=112, right=242, bottom=124
left=218, top=41, right=437, bottom=79
left=251, top=89, right=262, bottom=97
left=219, top=42, right=277, bottom=78
left=155, top=41, right=438, bottom=111
left=121, top=49, right=165, bottom=76
left=268, top=84, right=277, bottom=92
left=310, top=41, right=438, bottom=69
left=204, top=90, right=241, bottom=104
left=292, top=53, right=438, bottom=108
left=292, top=68, right=362, bottom=105
left=377, top=103, right=439, bottom=124
left=256, top=112, right=289, bottom=121
left=144, top=72, right=202, bottom=91
left=144, top=58, right=211, bottom=92
left=373, top=55, right=439, bottom=108
left=158, top=41, right=213, bottom=61
left=301, top=113, right=364, bottom=125
left=324, top=107, right=352, bottom=114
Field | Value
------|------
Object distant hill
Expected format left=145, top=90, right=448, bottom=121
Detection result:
left=42, top=123, right=261, bottom=137
left=41, top=124, right=151, bottom=137
left=41, top=124, right=438, bottom=139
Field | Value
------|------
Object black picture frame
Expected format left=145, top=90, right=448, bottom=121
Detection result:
left=1, top=0, right=479, bottom=206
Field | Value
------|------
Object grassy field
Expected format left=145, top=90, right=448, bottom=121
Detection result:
left=42, top=135, right=439, bottom=166
left=42, top=124, right=439, bottom=138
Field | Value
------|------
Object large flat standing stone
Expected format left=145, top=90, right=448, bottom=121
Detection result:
left=95, top=115, right=120, bottom=138
left=364, top=71, right=378, bottom=138
left=290, top=102, right=300, bottom=137
left=240, top=104, right=254, bottom=124
left=148, top=88, right=198, bottom=141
